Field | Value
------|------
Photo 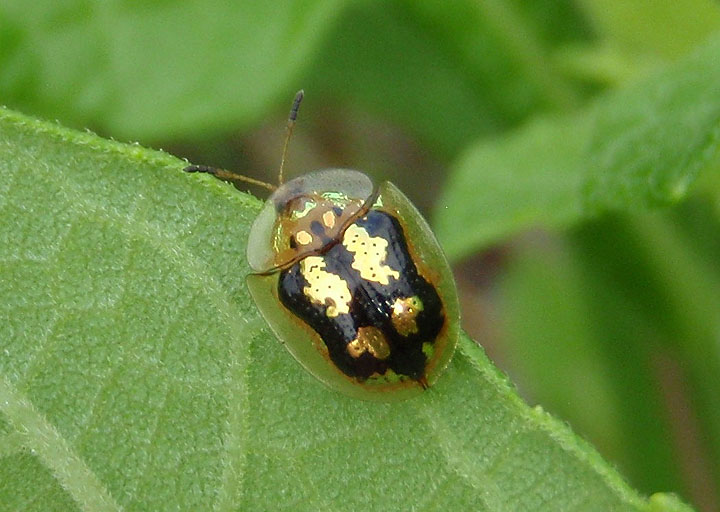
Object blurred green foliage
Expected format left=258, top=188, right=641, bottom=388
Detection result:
left=1, top=0, right=720, bottom=510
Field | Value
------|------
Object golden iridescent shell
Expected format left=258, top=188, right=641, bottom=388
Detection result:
left=246, top=169, right=459, bottom=401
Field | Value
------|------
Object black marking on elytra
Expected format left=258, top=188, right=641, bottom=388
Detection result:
left=310, top=220, right=325, bottom=235
left=278, top=210, right=444, bottom=382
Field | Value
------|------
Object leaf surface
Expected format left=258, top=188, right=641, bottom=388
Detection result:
left=0, top=108, right=687, bottom=510
left=0, top=0, right=345, bottom=139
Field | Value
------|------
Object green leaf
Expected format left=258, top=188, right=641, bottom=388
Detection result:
left=575, top=0, right=720, bottom=59
left=648, top=493, right=697, bottom=512
left=499, top=223, right=684, bottom=496
left=0, top=108, right=690, bottom=510
left=0, top=0, right=592, bottom=157
left=499, top=207, right=720, bottom=510
left=301, top=0, right=589, bottom=157
left=435, top=31, right=720, bottom=261
left=0, top=0, right=346, bottom=140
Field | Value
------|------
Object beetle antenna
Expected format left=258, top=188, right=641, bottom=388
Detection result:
left=183, top=165, right=277, bottom=192
left=278, top=89, right=304, bottom=186
left=184, top=90, right=305, bottom=192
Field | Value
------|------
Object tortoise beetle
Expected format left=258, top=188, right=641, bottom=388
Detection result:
left=185, top=91, right=459, bottom=401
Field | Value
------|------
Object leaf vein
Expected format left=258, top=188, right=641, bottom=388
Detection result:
left=0, top=376, right=123, bottom=512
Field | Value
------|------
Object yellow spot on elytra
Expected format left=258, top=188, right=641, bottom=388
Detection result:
left=342, top=224, right=399, bottom=285
left=322, top=210, right=336, bottom=229
left=347, top=326, right=391, bottom=359
left=300, top=256, right=351, bottom=317
left=391, top=296, right=424, bottom=336
left=295, top=230, right=313, bottom=246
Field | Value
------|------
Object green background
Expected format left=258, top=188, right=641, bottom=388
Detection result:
left=1, top=1, right=720, bottom=510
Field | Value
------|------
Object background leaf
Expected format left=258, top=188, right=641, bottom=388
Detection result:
left=574, top=0, right=720, bottom=59
left=299, top=0, right=592, bottom=157
left=498, top=205, right=720, bottom=512
left=0, top=0, right=345, bottom=140
left=434, top=32, right=720, bottom=261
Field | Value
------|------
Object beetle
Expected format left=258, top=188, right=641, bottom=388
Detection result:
left=185, top=91, right=459, bottom=401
